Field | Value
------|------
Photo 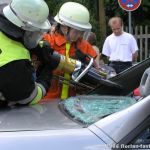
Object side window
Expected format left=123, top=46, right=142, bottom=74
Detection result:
left=128, top=127, right=150, bottom=150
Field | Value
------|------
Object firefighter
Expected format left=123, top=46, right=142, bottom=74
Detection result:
left=0, top=0, right=54, bottom=106
left=43, top=2, right=97, bottom=100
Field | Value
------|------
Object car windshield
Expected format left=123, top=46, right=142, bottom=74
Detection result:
left=60, top=95, right=136, bottom=126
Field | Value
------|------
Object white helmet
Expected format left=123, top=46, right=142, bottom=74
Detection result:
left=3, top=0, right=51, bottom=31
left=54, top=2, right=92, bottom=32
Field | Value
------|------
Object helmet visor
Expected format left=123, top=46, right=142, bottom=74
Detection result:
left=23, top=31, right=44, bottom=49
left=67, top=28, right=84, bottom=42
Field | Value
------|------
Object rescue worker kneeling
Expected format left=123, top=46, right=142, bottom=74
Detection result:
left=43, top=2, right=97, bottom=100
left=0, top=0, right=54, bottom=106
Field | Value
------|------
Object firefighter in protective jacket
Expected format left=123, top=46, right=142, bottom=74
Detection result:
left=43, top=2, right=97, bottom=100
left=0, top=0, right=54, bottom=106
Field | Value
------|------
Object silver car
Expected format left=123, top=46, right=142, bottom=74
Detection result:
left=0, top=95, right=149, bottom=150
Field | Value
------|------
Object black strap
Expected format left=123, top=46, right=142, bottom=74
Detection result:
left=74, top=41, right=87, bottom=63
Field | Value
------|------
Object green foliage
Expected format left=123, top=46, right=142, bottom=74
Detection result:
left=132, top=0, right=150, bottom=25
left=104, top=0, right=150, bottom=27
left=44, top=0, right=63, bottom=15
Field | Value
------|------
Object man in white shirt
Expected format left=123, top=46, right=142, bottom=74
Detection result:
left=102, top=16, right=138, bottom=74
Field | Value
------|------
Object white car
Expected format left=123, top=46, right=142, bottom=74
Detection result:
left=0, top=94, right=149, bottom=150
left=0, top=60, right=150, bottom=150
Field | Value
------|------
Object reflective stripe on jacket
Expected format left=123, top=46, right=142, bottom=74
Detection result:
left=0, top=32, right=30, bottom=66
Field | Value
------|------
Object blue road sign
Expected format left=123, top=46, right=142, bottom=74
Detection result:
left=118, top=0, right=142, bottom=11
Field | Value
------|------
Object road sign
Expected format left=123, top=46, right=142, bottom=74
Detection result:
left=118, top=0, right=142, bottom=11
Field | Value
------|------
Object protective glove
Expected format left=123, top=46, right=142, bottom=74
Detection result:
left=38, top=41, right=59, bottom=71
left=39, top=40, right=54, bottom=63
left=36, top=64, right=52, bottom=92
left=75, top=49, right=87, bottom=63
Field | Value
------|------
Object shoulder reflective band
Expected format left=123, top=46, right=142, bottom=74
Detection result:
left=61, top=43, right=71, bottom=100
left=0, top=32, right=30, bottom=67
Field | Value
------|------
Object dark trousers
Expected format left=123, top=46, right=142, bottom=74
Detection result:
left=109, top=61, right=132, bottom=74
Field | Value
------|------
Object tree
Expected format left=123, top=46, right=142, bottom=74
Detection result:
left=98, top=0, right=106, bottom=50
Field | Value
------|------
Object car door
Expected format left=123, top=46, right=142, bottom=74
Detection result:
left=90, top=95, right=150, bottom=150
left=119, top=116, right=150, bottom=150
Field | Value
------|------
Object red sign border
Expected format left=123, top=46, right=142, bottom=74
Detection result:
left=118, top=0, right=142, bottom=11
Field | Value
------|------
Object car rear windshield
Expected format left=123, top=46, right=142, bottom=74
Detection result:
left=60, top=95, right=136, bottom=126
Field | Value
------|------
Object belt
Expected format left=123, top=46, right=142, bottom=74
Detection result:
left=110, top=61, right=132, bottom=64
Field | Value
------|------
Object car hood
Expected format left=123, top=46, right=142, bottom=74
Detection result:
left=0, top=100, right=81, bottom=132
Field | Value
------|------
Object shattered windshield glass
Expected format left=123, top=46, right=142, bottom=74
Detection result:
left=60, top=95, right=136, bottom=126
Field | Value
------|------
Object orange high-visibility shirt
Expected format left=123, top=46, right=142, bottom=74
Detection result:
left=43, top=32, right=97, bottom=100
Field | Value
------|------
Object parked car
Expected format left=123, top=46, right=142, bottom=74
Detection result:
left=0, top=95, right=149, bottom=150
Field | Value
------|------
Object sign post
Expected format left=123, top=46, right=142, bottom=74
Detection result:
left=128, top=11, right=132, bottom=33
left=118, top=0, right=142, bottom=33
